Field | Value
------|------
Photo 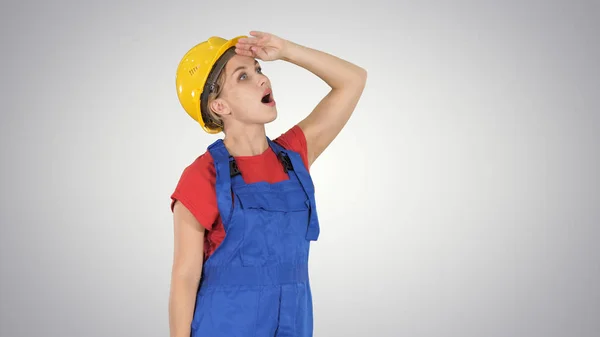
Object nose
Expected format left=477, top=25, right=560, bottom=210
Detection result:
left=258, top=76, right=267, bottom=87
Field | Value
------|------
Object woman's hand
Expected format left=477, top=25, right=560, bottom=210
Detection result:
left=235, top=31, right=290, bottom=61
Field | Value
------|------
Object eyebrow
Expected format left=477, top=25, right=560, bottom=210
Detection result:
left=232, top=60, right=260, bottom=77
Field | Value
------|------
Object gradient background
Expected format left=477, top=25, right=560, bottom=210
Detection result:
left=1, top=1, right=599, bottom=336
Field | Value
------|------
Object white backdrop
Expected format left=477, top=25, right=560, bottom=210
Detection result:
left=1, top=1, right=599, bottom=336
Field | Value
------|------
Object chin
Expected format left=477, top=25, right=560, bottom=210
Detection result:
left=262, top=116, right=277, bottom=125
left=262, top=107, right=278, bottom=123
left=247, top=105, right=278, bottom=125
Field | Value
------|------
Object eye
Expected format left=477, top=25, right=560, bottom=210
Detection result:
left=238, top=72, right=247, bottom=80
left=256, top=67, right=262, bottom=74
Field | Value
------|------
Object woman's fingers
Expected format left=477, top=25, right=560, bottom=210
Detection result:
left=235, top=47, right=254, bottom=57
left=235, top=41, right=260, bottom=56
left=249, top=31, right=266, bottom=38
left=237, top=37, right=260, bottom=45
left=235, top=42, right=250, bottom=50
left=241, top=31, right=271, bottom=45
left=236, top=31, right=275, bottom=60
left=253, top=47, right=269, bottom=60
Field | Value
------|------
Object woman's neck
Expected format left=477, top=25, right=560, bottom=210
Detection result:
left=222, top=124, right=268, bottom=157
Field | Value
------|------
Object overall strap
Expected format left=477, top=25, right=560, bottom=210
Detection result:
left=207, top=139, right=239, bottom=226
left=266, top=137, right=295, bottom=174
left=266, top=138, right=321, bottom=241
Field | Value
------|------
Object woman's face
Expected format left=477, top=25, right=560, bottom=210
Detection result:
left=213, top=54, right=278, bottom=128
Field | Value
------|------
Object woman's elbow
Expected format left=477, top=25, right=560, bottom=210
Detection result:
left=351, top=67, right=367, bottom=90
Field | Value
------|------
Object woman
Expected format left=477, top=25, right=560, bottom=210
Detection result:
left=169, top=31, right=367, bottom=337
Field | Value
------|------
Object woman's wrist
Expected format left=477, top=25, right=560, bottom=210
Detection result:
left=279, top=40, right=302, bottom=62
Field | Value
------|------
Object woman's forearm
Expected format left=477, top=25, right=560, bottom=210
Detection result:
left=278, top=37, right=367, bottom=165
left=280, top=40, right=367, bottom=90
left=169, top=201, right=205, bottom=337
left=169, top=275, right=200, bottom=337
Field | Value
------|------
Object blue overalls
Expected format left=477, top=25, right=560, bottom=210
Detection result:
left=190, top=137, right=320, bottom=337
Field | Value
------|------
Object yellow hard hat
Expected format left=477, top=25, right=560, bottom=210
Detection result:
left=175, top=35, right=246, bottom=133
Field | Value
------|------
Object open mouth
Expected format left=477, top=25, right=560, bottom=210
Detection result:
left=261, top=88, right=275, bottom=105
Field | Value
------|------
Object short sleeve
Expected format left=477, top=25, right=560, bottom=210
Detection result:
left=170, top=152, right=219, bottom=231
left=274, top=125, right=310, bottom=171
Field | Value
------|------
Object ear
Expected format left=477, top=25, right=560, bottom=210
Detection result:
left=209, top=98, right=231, bottom=117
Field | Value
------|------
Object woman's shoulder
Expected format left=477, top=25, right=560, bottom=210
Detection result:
left=182, top=150, right=216, bottom=178
left=170, top=150, right=219, bottom=230
left=173, top=149, right=218, bottom=195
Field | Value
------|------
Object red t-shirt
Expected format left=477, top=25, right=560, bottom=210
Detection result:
left=170, top=125, right=310, bottom=261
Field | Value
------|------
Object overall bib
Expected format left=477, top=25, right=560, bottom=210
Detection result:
left=190, top=137, right=320, bottom=337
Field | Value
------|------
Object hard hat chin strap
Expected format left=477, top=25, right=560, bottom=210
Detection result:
left=208, top=82, right=220, bottom=94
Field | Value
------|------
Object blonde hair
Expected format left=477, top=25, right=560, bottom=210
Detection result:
left=202, top=48, right=237, bottom=131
